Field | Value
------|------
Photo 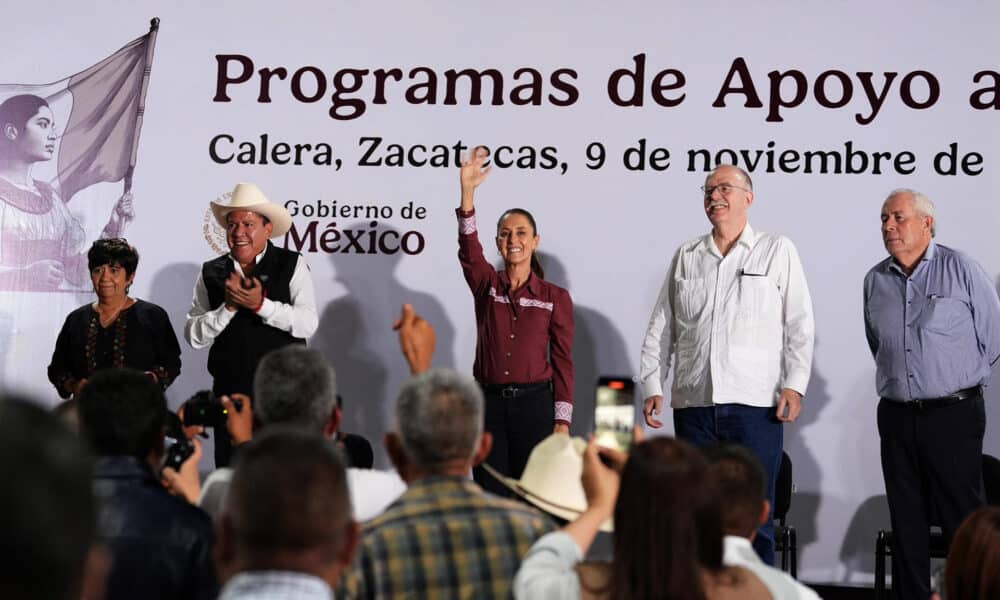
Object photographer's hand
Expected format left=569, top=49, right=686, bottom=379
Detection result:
left=223, top=393, right=254, bottom=445
left=161, top=437, right=203, bottom=504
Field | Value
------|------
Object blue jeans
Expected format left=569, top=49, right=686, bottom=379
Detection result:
left=674, top=404, right=783, bottom=565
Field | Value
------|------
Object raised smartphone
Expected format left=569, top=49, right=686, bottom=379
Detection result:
left=594, top=376, right=636, bottom=452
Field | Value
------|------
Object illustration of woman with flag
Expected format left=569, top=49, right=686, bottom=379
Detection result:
left=0, top=94, right=133, bottom=291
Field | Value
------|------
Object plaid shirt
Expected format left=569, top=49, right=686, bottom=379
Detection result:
left=341, top=475, right=555, bottom=599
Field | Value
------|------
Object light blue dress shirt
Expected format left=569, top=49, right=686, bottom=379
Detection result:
left=864, top=242, right=1000, bottom=401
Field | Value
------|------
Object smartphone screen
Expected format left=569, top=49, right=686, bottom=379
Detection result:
left=594, top=376, right=636, bottom=451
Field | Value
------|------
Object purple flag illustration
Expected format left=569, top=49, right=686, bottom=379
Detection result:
left=57, top=22, right=157, bottom=202
left=0, top=19, right=158, bottom=292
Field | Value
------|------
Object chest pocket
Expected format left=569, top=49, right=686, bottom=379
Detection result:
left=675, top=278, right=708, bottom=323
left=918, top=296, right=971, bottom=334
left=737, top=275, right=780, bottom=320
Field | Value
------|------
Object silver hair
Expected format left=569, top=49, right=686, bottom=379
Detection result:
left=394, top=368, right=484, bottom=471
left=253, top=346, right=337, bottom=433
left=886, top=188, right=936, bottom=237
left=705, top=164, right=754, bottom=191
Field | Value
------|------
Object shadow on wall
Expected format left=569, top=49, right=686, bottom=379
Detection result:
left=148, top=262, right=218, bottom=471
left=147, top=262, right=210, bottom=409
left=839, top=494, right=891, bottom=578
left=541, top=252, right=633, bottom=437
left=783, top=337, right=832, bottom=568
left=312, top=223, right=456, bottom=468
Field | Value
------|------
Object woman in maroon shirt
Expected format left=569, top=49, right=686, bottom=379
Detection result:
left=457, top=146, right=574, bottom=496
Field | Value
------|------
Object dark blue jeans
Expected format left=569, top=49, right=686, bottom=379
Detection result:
left=674, top=404, right=782, bottom=565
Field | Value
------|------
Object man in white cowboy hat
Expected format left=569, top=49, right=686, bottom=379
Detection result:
left=185, top=182, right=318, bottom=466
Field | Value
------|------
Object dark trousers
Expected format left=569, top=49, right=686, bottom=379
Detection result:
left=878, top=394, right=986, bottom=600
left=473, top=383, right=554, bottom=497
left=674, top=404, right=783, bottom=565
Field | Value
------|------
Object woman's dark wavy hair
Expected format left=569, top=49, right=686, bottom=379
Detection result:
left=496, top=208, right=544, bottom=279
left=87, top=238, right=139, bottom=276
left=0, top=94, right=49, bottom=148
left=608, top=437, right=725, bottom=600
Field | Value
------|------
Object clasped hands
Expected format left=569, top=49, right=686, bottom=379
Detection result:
left=224, top=271, right=264, bottom=312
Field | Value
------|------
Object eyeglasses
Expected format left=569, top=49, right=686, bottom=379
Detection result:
left=701, top=183, right=750, bottom=197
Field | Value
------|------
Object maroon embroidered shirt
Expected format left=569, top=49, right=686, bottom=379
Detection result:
left=457, top=208, right=575, bottom=424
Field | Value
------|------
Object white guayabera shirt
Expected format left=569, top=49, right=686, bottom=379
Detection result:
left=640, top=223, right=815, bottom=408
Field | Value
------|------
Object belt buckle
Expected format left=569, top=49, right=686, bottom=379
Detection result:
left=501, top=386, right=517, bottom=399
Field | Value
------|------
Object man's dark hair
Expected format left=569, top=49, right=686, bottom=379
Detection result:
left=78, top=368, right=166, bottom=458
left=704, top=443, right=768, bottom=538
left=225, top=428, right=352, bottom=564
left=0, top=396, right=95, bottom=600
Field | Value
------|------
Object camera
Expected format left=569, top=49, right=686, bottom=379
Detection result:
left=163, top=411, right=194, bottom=472
left=182, top=390, right=241, bottom=427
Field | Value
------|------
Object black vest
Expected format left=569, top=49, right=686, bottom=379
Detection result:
left=203, top=242, right=305, bottom=395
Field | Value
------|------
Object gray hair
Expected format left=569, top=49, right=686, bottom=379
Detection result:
left=253, top=346, right=337, bottom=433
left=706, top=164, right=753, bottom=191
left=886, top=188, right=936, bottom=237
left=394, top=368, right=484, bottom=472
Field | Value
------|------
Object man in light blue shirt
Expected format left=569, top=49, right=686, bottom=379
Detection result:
left=863, top=188, right=1000, bottom=600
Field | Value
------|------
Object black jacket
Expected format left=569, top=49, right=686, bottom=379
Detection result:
left=93, top=456, right=218, bottom=600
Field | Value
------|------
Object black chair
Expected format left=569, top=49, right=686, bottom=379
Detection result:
left=774, top=450, right=797, bottom=578
left=874, top=454, right=1000, bottom=600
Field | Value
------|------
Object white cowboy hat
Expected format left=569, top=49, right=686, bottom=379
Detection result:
left=210, top=183, right=292, bottom=238
left=483, top=434, right=613, bottom=532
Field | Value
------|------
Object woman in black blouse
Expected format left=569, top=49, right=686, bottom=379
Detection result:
left=48, top=239, right=180, bottom=397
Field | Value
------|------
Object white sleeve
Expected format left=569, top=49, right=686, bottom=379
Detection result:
left=184, top=271, right=236, bottom=349
left=639, top=253, right=679, bottom=400
left=778, top=238, right=815, bottom=395
left=513, top=531, right=583, bottom=600
left=255, top=254, right=319, bottom=339
left=348, top=468, right=407, bottom=522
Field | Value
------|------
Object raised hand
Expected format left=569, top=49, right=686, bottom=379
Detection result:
left=459, top=145, right=491, bottom=210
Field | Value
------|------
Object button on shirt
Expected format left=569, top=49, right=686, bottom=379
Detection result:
left=457, top=208, right=575, bottom=423
left=640, top=224, right=815, bottom=408
left=864, top=242, right=1000, bottom=401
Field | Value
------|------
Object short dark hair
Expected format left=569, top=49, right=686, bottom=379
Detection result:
left=0, top=396, right=95, bottom=600
left=225, top=428, right=352, bottom=562
left=87, top=238, right=139, bottom=276
left=253, top=346, right=337, bottom=433
left=78, top=368, right=166, bottom=458
left=704, top=443, right=767, bottom=537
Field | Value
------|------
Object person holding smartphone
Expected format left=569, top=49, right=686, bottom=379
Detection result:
left=457, top=146, right=574, bottom=497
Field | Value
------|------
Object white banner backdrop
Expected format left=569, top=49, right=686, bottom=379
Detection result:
left=4, top=0, right=1000, bottom=584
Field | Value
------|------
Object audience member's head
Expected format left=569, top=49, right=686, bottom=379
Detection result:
left=253, top=345, right=338, bottom=434
left=78, top=368, right=166, bottom=461
left=704, top=443, right=770, bottom=540
left=216, top=428, right=359, bottom=587
left=944, top=505, right=1000, bottom=600
left=386, top=368, right=489, bottom=479
left=611, top=437, right=724, bottom=600
left=0, top=396, right=104, bottom=600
